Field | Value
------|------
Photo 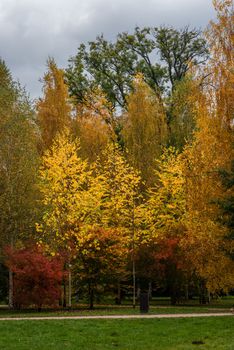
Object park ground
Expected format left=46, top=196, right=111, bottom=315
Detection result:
left=0, top=297, right=233, bottom=349
left=0, top=316, right=234, bottom=350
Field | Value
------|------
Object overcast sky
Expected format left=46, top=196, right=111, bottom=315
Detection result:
left=0, top=0, right=215, bottom=99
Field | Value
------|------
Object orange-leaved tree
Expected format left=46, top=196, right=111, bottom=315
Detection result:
left=72, top=89, right=114, bottom=162
left=36, top=58, right=72, bottom=151
left=181, top=0, right=234, bottom=295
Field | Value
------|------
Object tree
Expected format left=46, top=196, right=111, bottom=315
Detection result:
left=66, top=36, right=139, bottom=109
left=74, top=115, right=111, bottom=163
left=38, top=133, right=142, bottom=307
left=5, top=244, right=63, bottom=310
left=135, top=236, right=187, bottom=304
left=152, top=26, right=208, bottom=90
left=147, top=148, right=186, bottom=233
left=0, top=59, right=16, bottom=118
left=182, top=139, right=234, bottom=296
left=181, top=0, right=234, bottom=294
left=38, top=129, right=105, bottom=306
left=122, top=74, right=167, bottom=186
left=208, top=0, right=234, bottom=250
left=167, top=76, right=197, bottom=149
left=95, top=143, right=141, bottom=231
left=38, top=129, right=103, bottom=252
left=94, top=143, right=142, bottom=306
left=72, top=89, right=114, bottom=163
left=66, top=26, right=207, bottom=110
left=0, top=112, right=39, bottom=246
left=145, top=148, right=187, bottom=303
left=218, top=161, right=234, bottom=244
left=36, top=58, right=72, bottom=151
left=73, top=227, right=127, bottom=309
left=0, top=262, right=8, bottom=302
left=117, top=27, right=166, bottom=94
left=205, top=0, right=234, bottom=129
left=0, top=60, right=40, bottom=308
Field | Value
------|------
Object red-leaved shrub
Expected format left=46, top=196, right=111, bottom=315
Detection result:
left=5, top=244, right=63, bottom=309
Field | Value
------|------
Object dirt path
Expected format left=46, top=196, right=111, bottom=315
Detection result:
left=0, top=312, right=233, bottom=321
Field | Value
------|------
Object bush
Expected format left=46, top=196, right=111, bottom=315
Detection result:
left=5, top=244, right=63, bottom=309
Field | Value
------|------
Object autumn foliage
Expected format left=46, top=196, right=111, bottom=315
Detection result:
left=5, top=244, right=63, bottom=309
left=74, top=227, right=127, bottom=308
left=0, top=0, right=233, bottom=308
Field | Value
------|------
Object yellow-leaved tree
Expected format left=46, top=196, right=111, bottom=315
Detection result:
left=94, top=143, right=142, bottom=306
left=146, top=148, right=186, bottom=237
left=95, top=143, right=141, bottom=231
left=38, top=129, right=103, bottom=252
left=122, top=74, right=167, bottom=186
left=144, top=148, right=188, bottom=304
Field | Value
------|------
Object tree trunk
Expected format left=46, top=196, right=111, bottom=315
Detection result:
left=63, top=281, right=67, bottom=308
left=89, top=282, right=94, bottom=310
left=8, top=236, right=14, bottom=309
left=199, top=280, right=209, bottom=304
left=8, top=269, right=13, bottom=309
left=132, top=259, right=136, bottom=308
left=115, top=281, right=121, bottom=305
left=148, top=282, right=152, bottom=300
left=184, top=283, right=189, bottom=301
left=68, top=267, right=72, bottom=308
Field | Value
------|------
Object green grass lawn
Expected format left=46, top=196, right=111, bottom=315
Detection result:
left=0, top=317, right=233, bottom=349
